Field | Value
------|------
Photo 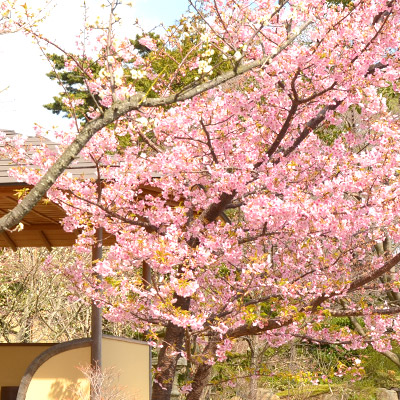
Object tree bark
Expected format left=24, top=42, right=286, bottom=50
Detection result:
left=152, top=295, right=190, bottom=400
left=186, top=363, right=214, bottom=400
left=186, top=339, right=218, bottom=400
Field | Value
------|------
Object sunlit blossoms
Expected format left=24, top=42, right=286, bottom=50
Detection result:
left=1, top=0, right=400, bottom=399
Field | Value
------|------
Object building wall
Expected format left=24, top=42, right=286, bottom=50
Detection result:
left=0, top=344, right=53, bottom=398
left=25, top=346, right=90, bottom=400
left=103, top=337, right=151, bottom=400
left=18, top=337, right=150, bottom=400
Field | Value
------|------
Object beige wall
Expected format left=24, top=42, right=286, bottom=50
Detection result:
left=21, top=337, right=150, bottom=400
left=103, top=337, right=150, bottom=400
left=0, top=344, right=52, bottom=397
left=25, top=347, right=90, bottom=400
left=0, top=337, right=151, bottom=400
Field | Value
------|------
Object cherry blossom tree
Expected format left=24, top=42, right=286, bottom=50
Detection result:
left=1, top=0, right=400, bottom=399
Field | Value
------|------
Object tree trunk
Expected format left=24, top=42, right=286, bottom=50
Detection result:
left=152, top=295, right=190, bottom=400
left=185, top=339, right=218, bottom=400
left=185, top=363, right=213, bottom=400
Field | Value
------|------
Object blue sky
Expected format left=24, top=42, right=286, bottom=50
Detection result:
left=0, top=0, right=189, bottom=135
left=135, top=0, right=189, bottom=28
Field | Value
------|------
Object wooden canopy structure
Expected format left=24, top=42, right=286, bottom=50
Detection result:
left=0, top=129, right=114, bottom=250
left=0, top=129, right=164, bottom=250
left=0, top=186, right=81, bottom=250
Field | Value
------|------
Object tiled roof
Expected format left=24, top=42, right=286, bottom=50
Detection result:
left=0, top=129, right=97, bottom=184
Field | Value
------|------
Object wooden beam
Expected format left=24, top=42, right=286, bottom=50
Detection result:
left=13, top=224, right=68, bottom=231
left=6, top=196, right=61, bottom=224
left=0, top=184, right=32, bottom=193
left=1, top=231, right=17, bottom=251
left=39, top=231, right=52, bottom=252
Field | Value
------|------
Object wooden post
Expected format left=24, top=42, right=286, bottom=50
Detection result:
left=91, top=227, right=103, bottom=395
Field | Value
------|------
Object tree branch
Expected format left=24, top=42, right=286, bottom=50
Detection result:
left=0, top=20, right=313, bottom=233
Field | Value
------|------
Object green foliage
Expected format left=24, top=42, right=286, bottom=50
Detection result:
left=316, top=123, right=343, bottom=145
left=379, top=84, right=400, bottom=113
left=204, top=329, right=400, bottom=399
left=44, top=54, right=102, bottom=121
left=44, top=27, right=232, bottom=123
left=327, top=0, right=354, bottom=7
left=315, top=105, right=362, bottom=146
left=362, top=345, right=400, bottom=387
left=277, top=384, right=377, bottom=400
left=276, top=384, right=331, bottom=398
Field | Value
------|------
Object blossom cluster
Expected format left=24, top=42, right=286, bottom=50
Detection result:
left=3, top=0, right=400, bottom=391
